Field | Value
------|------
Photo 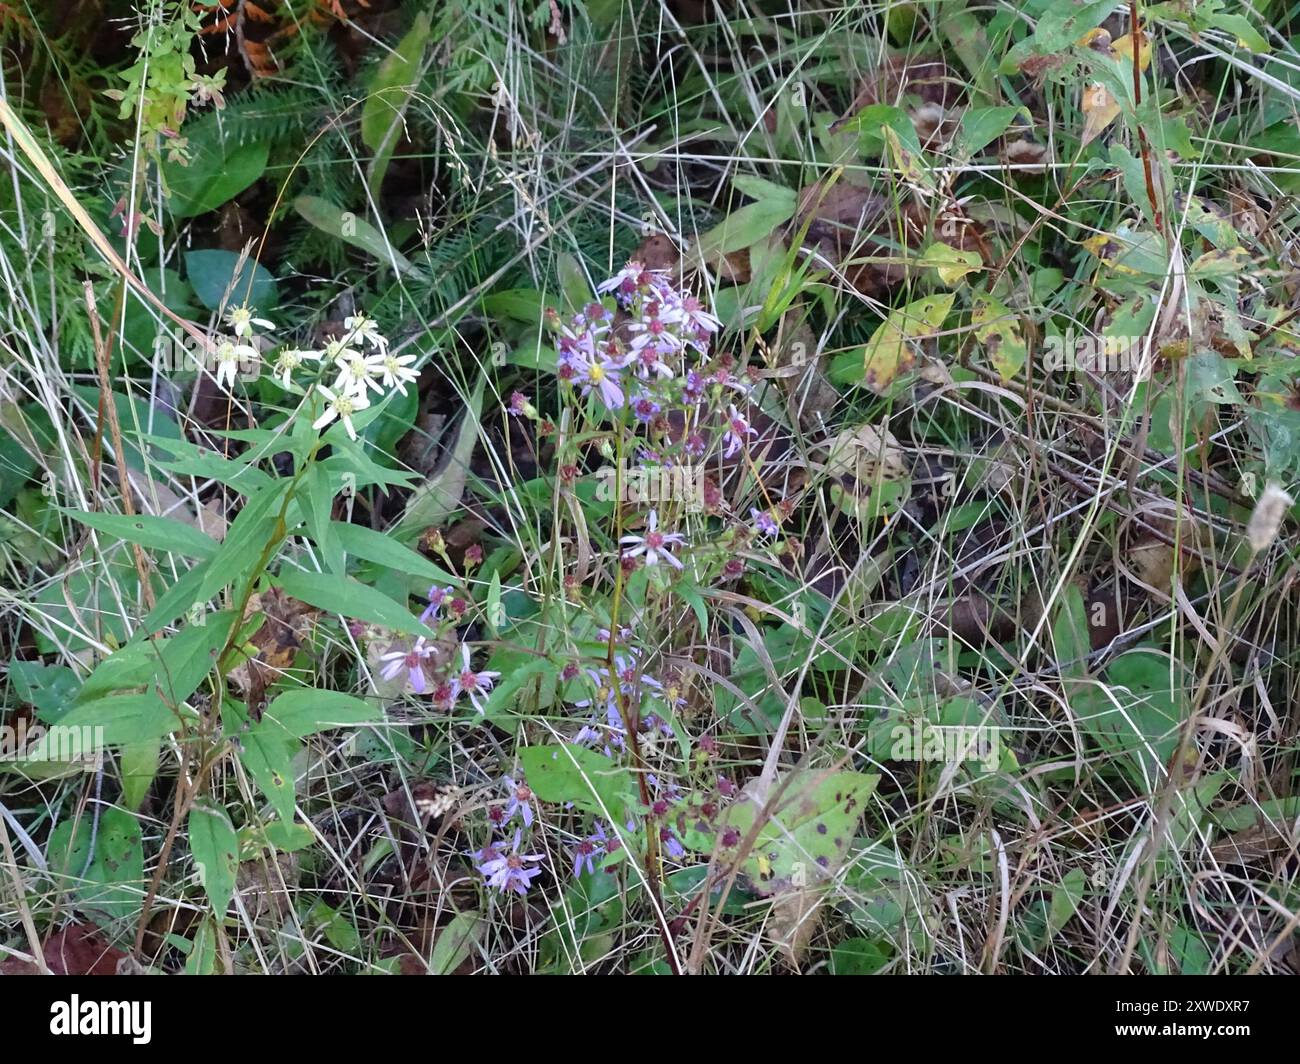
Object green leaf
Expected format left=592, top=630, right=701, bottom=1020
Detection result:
left=301, top=465, right=344, bottom=574
left=485, top=570, right=503, bottom=635
left=1047, top=868, right=1086, bottom=937
left=921, top=242, right=982, bottom=286
left=428, top=910, right=484, bottom=975
left=833, top=294, right=954, bottom=391
left=6, top=660, right=78, bottom=716
left=477, top=657, right=556, bottom=719
left=185, top=249, right=277, bottom=313
left=189, top=801, right=238, bottom=916
left=119, top=735, right=161, bottom=812
left=190, top=480, right=290, bottom=607
left=1052, top=583, right=1091, bottom=679
left=276, top=568, right=433, bottom=638
left=830, top=936, right=893, bottom=974
left=696, top=178, right=797, bottom=260
left=1031, top=0, right=1118, bottom=52
left=1072, top=649, right=1188, bottom=788
left=146, top=434, right=272, bottom=496
left=518, top=744, right=636, bottom=821
left=240, top=718, right=299, bottom=822
left=62, top=509, right=219, bottom=559
left=971, top=294, right=1028, bottom=381
left=361, top=12, right=433, bottom=193
left=395, top=376, right=484, bottom=540
left=262, top=689, right=381, bottom=738
left=1201, top=10, right=1269, bottom=52
left=49, top=807, right=145, bottom=923
left=294, top=196, right=415, bottom=275
left=56, top=694, right=185, bottom=747
left=165, top=136, right=268, bottom=219
left=332, top=521, right=457, bottom=584
left=958, top=106, right=1025, bottom=156
left=184, top=917, right=219, bottom=975
left=1187, top=351, right=1244, bottom=406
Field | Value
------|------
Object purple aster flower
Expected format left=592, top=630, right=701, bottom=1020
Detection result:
left=615, top=654, right=661, bottom=697
left=632, top=396, right=661, bottom=423
left=682, top=370, right=706, bottom=404
left=476, top=830, right=544, bottom=895
left=629, top=341, right=677, bottom=380
left=659, top=827, right=685, bottom=859
left=750, top=507, right=779, bottom=537
left=570, top=822, right=609, bottom=877
left=619, top=508, right=686, bottom=569
left=642, top=713, right=675, bottom=738
left=420, top=584, right=453, bottom=625
left=502, top=776, right=535, bottom=827
left=679, top=293, right=722, bottom=349
left=450, top=643, right=501, bottom=714
left=722, top=404, right=757, bottom=458
left=597, top=261, right=674, bottom=306
left=378, top=638, right=436, bottom=694
left=508, top=391, right=536, bottom=418
left=573, top=720, right=603, bottom=747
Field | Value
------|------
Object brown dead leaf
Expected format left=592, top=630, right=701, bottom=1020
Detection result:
left=1002, top=138, right=1050, bottom=174
left=0, top=922, right=127, bottom=976
left=792, top=180, right=920, bottom=298
left=236, top=851, right=299, bottom=924
left=767, top=885, right=825, bottom=968
left=767, top=321, right=838, bottom=431
left=227, top=587, right=320, bottom=718
left=1080, top=82, right=1121, bottom=147
left=631, top=232, right=681, bottom=274
left=128, top=468, right=229, bottom=541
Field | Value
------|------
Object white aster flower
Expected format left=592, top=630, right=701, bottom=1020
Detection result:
left=377, top=352, right=419, bottom=395
left=271, top=348, right=321, bottom=388
left=332, top=347, right=386, bottom=399
left=213, top=338, right=258, bottom=391
left=312, top=384, right=370, bottom=440
left=344, top=313, right=388, bottom=351
left=226, top=305, right=274, bottom=339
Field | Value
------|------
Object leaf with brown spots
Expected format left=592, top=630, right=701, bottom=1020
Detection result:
left=719, top=769, right=878, bottom=896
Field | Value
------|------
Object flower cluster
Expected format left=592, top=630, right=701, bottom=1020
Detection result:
left=374, top=582, right=499, bottom=715
left=213, top=306, right=419, bottom=441
left=545, top=264, right=764, bottom=475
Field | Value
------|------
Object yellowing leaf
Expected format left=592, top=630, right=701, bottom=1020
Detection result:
left=1083, top=228, right=1169, bottom=277
left=1111, top=29, right=1152, bottom=72
left=716, top=770, right=879, bottom=895
left=1189, top=246, right=1249, bottom=280
left=971, top=295, right=1028, bottom=381
left=1080, top=82, right=1120, bottom=146
left=881, top=124, right=933, bottom=192
left=860, top=293, right=954, bottom=392
left=922, top=242, right=982, bottom=286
